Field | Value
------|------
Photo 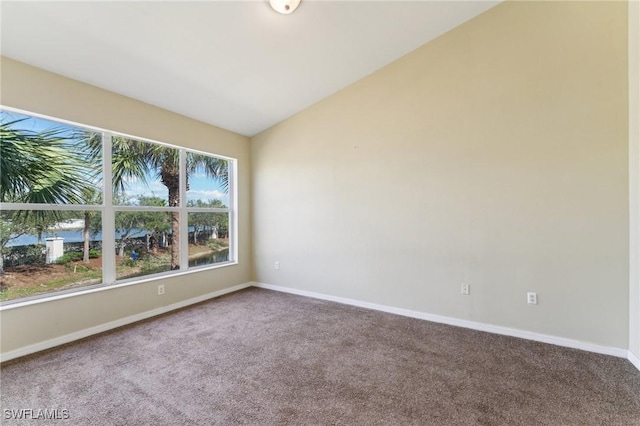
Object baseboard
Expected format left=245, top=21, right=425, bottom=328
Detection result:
left=4, top=281, right=635, bottom=369
left=629, top=351, right=640, bottom=371
left=252, top=282, right=629, bottom=360
left=0, top=282, right=252, bottom=363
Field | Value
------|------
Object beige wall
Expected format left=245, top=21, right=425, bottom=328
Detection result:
left=630, top=0, right=640, bottom=360
left=251, top=1, right=630, bottom=348
left=0, top=58, right=252, bottom=355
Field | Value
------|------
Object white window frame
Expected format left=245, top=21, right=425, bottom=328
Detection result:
left=0, top=106, right=238, bottom=307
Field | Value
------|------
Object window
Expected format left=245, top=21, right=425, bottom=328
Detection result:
left=0, top=108, right=235, bottom=303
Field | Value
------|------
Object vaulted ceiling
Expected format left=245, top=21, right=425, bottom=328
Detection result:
left=1, top=1, right=500, bottom=136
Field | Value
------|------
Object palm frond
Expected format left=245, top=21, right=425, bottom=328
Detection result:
left=186, top=152, right=229, bottom=193
left=0, top=121, right=92, bottom=204
left=111, top=137, right=152, bottom=194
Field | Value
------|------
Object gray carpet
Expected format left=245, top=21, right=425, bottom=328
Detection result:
left=1, top=287, right=639, bottom=425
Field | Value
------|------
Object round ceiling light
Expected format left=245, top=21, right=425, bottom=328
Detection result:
left=269, top=0, right=301, bottom=15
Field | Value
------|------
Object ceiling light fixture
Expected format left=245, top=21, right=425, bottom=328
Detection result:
left=269, top=0, right=301, bottom=15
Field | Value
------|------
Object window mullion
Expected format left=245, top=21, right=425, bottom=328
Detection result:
left=0, top=203, right=103, bottom=211
left=179, top=149, right=189, bottom=270
left=229, top=159, right=237, bottom=262
left=102, top=133, right=116, bottom=285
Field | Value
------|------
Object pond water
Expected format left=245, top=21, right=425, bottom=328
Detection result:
left=188, top=249, right=229, bottom=267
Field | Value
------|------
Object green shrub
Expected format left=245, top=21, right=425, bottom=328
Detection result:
left=120, top=258, right=136, bottom=267
left=2, top=245, right=46, bottom=268
left=55, top=250, right=101, bottom=265
left=208, top=238, right=229, bottom=250
left=55, top=252, right=83, bottom=265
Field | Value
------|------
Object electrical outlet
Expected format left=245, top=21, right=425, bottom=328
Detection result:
left=158, top=285, right=165, bottom=296
left=274, top=261, right=280, bottom=270
left=527, top=292, right=537, bottom=305
left=461, top=283, right=470, bottom=295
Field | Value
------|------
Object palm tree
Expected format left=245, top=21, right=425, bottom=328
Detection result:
left=84, top=134, right=228, bottom=270
left=80, top=187, right=101, bottom=263
left=0, top=119, right=90, bottom=204
left=0, top=119, right=96, bottom=273
left=152, top=149, right=227, bottom=269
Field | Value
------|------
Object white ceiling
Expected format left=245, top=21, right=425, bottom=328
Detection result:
left=1, top=1, right=500, bottom=136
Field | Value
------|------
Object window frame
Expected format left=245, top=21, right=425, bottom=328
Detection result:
left=0, top=106, right=238, bottom=307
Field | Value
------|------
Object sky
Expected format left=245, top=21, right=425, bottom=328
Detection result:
left=123, top=174, right=228, bottom=206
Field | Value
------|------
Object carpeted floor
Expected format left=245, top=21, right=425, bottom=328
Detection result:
left=1, top=287, right=639, bottom=425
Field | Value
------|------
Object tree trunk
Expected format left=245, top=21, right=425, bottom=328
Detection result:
left=83, top=211, right=90, bottom=263
left=150, top=232, right=158, bottom=254
left=161, top=161, right=181, bottom=270
left=170, top=211, right=179, bottom=270
left=119, top=241, right=125, bottom=257
left=162, top=168, right=181, bottom=270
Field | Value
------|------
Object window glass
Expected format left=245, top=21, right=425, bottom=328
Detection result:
left=114, top=210, right=177, bottom=280
left=186, top=152, right=229, bottom=206
left=0, top=111, right=102, bottom=205
left=112, top=136, right=180, bottom=207
left=0, top=210, right=103, bottom=302
left=188, top=212, right=229, bottom=267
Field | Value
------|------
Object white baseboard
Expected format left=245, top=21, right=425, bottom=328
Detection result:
left=252, top=282, right=630, bottom=360
left=4, top=281, right=637, bottom=372
left=0, top=282, right=252, bottom=363
left=629, top=351, right=640, bottom=371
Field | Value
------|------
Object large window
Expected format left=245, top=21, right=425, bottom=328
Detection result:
left=0, top=108, right=235, bottom=303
